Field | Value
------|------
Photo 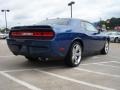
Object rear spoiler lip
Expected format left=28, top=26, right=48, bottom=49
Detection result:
left=11, top=25, right=53, bottom=30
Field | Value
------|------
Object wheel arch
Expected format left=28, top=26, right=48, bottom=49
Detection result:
left=64, top=37, right=84, bottom=67
left=65, top=37, right=84, bottom=59
left=70, top=38, right=84, bottom=52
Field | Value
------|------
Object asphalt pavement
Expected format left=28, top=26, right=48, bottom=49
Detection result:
left=0, top=40, right=120, bottom=90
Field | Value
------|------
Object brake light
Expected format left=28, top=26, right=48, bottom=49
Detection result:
left=11, top=32, right=54, bottom=37
left=33, top=32, right=54, bottom=37
left=11, top=32, right=33, bottom=36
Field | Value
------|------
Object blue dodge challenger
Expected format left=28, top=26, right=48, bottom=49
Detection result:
left=7, top=18, right=109, bottom=67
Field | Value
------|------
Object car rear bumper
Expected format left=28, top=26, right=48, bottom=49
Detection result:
left=7, top=39, right=68, bottom=59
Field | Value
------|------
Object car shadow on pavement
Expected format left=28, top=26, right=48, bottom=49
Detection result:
left=21, top=59, right=66, bottom=68
left=19, top=52, right=101, bottom=69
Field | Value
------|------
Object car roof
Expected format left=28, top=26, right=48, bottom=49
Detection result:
left=46, top=18, right=91, bottom=23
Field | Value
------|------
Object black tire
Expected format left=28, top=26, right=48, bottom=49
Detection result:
left=101, top=40, right=109, bottom=54
left=25, top=56, right=38, bottom=62
left=114, top=38, right=119, bottom=43
left=65, top=41, right=82, bottom=67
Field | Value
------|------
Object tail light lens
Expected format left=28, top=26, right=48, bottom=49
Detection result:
left=10, top=31, right=55, bottom=40
left=33, top=32, right=54, bottom=37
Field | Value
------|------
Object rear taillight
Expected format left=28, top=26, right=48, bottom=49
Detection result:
left=10, top=31, right=54, bottom=40
left=33, top=32, right=54, bottom=37
left=11, top=32, right=33, bottom=36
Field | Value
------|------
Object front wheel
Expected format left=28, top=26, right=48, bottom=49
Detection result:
left=65, top=41, right=82, bottom=67
left=101, top=41, right=109, bottom=54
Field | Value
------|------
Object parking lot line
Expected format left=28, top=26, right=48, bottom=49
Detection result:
left=82, top=61, right=120, bottom=68
left=0, top=66, right=118, bottom=90
left=74, top=68, right=120, bottom=78
left=2, top=65, right=120, bottom=78
left=0, top=55, right=15, bottom=57
left=2, top=64, right=120, bottom=78
left=110, top=61, right=120, bottom=64
left=108, top=56, right=120, bottom=60
left=1, top=66, right=64, bottom=73
left=34, top=69, right=116, bottom=90
left=0, top=71, right=42, bottom=90
left=83, top=63, right=120, bottom=69
left=2, top=68, right=37, bottom=73
left=81, top=61, right=115, bottom=65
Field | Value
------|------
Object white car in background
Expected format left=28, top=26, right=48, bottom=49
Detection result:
left=105, top=31, right=120, bottom=43
left=0, top=33, right=8, bottom=39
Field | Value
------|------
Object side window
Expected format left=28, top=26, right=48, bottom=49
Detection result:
left=80, top=22, right=86, bottom=29
left=85, top=22, right=98, bottom=32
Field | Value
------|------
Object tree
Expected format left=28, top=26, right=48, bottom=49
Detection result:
left=0, top=28, right=10, bottom=33
left=95, top=17, right=120, bottom=30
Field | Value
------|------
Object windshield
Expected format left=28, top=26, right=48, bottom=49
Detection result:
left=38, top=19, right=70, bottom=25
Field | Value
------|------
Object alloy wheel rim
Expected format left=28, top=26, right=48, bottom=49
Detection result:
left=72, top=44, right=81, bottom=65
left=105, top=41, right=109, bottom=53
left=115, top=38, right=119, bottom=43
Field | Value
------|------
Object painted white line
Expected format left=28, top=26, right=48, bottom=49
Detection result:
left=34, top=69, right=116, bottom=90
left=98, top=61, right=117, bottom=64
left=82, top=63, right=120, bottom=69
left=95, top=63, right=120, bottom=69
left=0, top=71, right=42, bottom=90
left=0, top=55, right=15, bottom=57
left=2, top=68, right=36, bottom=73
left=110, top=61, right=120, bottom=64
left=75, top=68, right=120, bottom=78
left=108, top=56, right=120, bottom=60
left=1, top=66, right=64, bottom=73
left=81, top=61, right=115, bottom=65
left=2, top=66, right=120, bottom=78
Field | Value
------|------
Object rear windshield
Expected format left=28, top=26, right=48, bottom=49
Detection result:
left=38, top=19, right=70, bottom=25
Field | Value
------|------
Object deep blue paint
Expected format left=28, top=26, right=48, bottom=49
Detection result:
left=7, top=18, right=108, bottom=59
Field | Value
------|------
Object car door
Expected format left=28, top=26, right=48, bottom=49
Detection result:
left=82, top=21, right=105, bottom=52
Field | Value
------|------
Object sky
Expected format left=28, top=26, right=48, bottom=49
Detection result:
left=0, top=0, right=120, bottom=28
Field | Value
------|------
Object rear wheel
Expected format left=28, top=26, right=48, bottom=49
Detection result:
left=25, top=56, right=38, bottom=62
left=101, top=40, right=109, bottom=54
left=114, top=38, right=119, bottom=43
left=65, top=41, right=82, bottom=67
